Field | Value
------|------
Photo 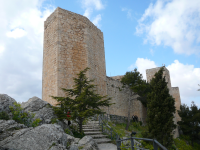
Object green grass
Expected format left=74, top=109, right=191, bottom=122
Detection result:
left=173, top=135, right=200, bottom=150
left=105, top=121, right=200, bottom=150
left=108, top=121, right=148, bottom=138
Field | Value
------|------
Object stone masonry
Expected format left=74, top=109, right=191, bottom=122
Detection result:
left=42, top=7, right=107, bottom=105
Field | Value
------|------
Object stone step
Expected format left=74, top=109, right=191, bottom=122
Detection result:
left=89, top=134, right=108, bottom=139
left=83, top=129, right=100, bottom=132
left=94, top=138, right=112, bottom=144
left=84, top=131, right=102, bottom=135
left=82, top=125, right=100, bottom=128
left=83, top=126, right=100, bottom=129
left=87, top=121, right=99, bottom=124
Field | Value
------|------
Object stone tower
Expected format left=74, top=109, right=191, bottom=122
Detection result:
left=42, top=7, right=107, bottom=105
left=146, top=66, right=181, bottom=137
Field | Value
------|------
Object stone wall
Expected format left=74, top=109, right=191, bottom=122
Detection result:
left=42, top=9, right=59, bottom=105
left=106, top=76, right=147, bottom=124
left=171, top=87, right=181, bottom=122
left=42, top=7, right=107, bottom=105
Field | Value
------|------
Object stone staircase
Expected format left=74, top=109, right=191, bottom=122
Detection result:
left=83, top=120, right=112, bottom=144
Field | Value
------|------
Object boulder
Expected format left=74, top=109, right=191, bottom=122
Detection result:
left=0, top=94, right=16, bottom=118
left=78, top=136, right=99, bottom=150
left=21, top=96, right=73, bottom=135
left=21, top=96, right=56, bottom=124
left=0, top=124, right=74, bottom=150
left=0, top=120, right=27, bottom=141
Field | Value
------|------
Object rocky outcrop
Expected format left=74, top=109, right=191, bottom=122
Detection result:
left=0, top=124, right=71, bottom=150
left=78, top=136, right=99, bottom=150
left=21, top=96, right=73, bottom=135
left=0, top=123, right=99, bottom=150
left=0, top=95, right=99, bottom=149
left=0, top=120, right=27, bottom=141
left=0, top=94, right=16, bottom=118
left=21, top=96, right=56, bottom=124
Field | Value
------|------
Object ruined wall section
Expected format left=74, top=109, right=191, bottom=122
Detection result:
left=146, top=67, right=172, bottom=91
left=42, top=7, right=107, bottom=105
left=171, top=87, right=181, bottom=122
left=42, top=9, right=59, bottom=105
left=106, top=77, right=147, bottom=123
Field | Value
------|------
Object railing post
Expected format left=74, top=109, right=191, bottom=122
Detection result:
left=153, top=139, right=158, bottom=150
left=102, top=123, right=103, bottom=132
left=131, top=137, right=134, bottom=150
left=116, top=137, right=121, bottom=150
left=111, top=128, right=113, bottom=140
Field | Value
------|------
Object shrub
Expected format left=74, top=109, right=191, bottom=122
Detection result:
left=9, top=102, right=41, bottom=127
left=32, top=118, right=42, bottom=127
left=0, top=111, right=9, bottom=120
left=51, top=118, right=58, bottom=124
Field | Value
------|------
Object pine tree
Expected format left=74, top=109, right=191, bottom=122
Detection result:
left=147, top=67, right=176, bottom=148
left=178, top=101, right=200, bottom=146
left=51, top=68, right=112, bottom=133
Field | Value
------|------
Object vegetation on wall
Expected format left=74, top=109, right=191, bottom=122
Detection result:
left=51, top=67, right=113, bottom=133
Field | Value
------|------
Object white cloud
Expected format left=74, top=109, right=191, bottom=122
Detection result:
left=81, top=0, right=104, bottom=10
left=81, top=0, right=104, bottom=27
left=133, top=58, right=157, bottom=80
left=92, top=14, right=102, bottom=27
left=131, top=58, right=200, bottom=106
left=0, top=0, right=55, bottom=102
left=122, top=8, right=134, bottom=20
left=167, top=60, right=200, bottom=105
left=6, top=28, right=27, bottom=39
left=136, top=0, right=200, bottom=55
left=83, top=8, right=93, bottom=19
left=150, top=48, right=154, bottom=56
left=0, top=45, right=5, bottom=56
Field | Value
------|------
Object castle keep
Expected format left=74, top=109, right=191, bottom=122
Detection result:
left=42, top=7, right=107, bottom=106
left=42, top=7, right=181, bottom=137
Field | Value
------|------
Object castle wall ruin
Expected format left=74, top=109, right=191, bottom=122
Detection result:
left=106, top=77, right=147, bottom=123
left=42, top=7, right=181, bottom=137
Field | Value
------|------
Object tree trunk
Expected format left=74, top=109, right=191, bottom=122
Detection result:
left=79, top=118, right=83, bottom=133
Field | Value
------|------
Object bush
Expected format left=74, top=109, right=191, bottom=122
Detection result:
left=0, top=111, right=9, bottom=120
left=70, top=124, right=85, bottom=138
left=9, top=102, right=41, bottom=127
left=51, top=118, right=58, bottom=124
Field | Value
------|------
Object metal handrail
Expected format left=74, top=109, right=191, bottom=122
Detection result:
left=98, top=114, right=121, bottom=141
left=116, top=136, right=168, bottom=150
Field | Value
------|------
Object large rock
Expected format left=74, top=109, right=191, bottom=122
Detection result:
left=21, top=96, right=56, bottom=124
left=0, top=120, right=27, bottom=141
left=0, top=94, right=16, bottom=118
left=21, top=96, right=73, bottom=135
left=78, top=136, right=99, bottom=150
left=0, top=124, right=74, bottom=150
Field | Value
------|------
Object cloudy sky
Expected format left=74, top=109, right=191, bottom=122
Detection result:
left=0, top=0, right=199, bottom=107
